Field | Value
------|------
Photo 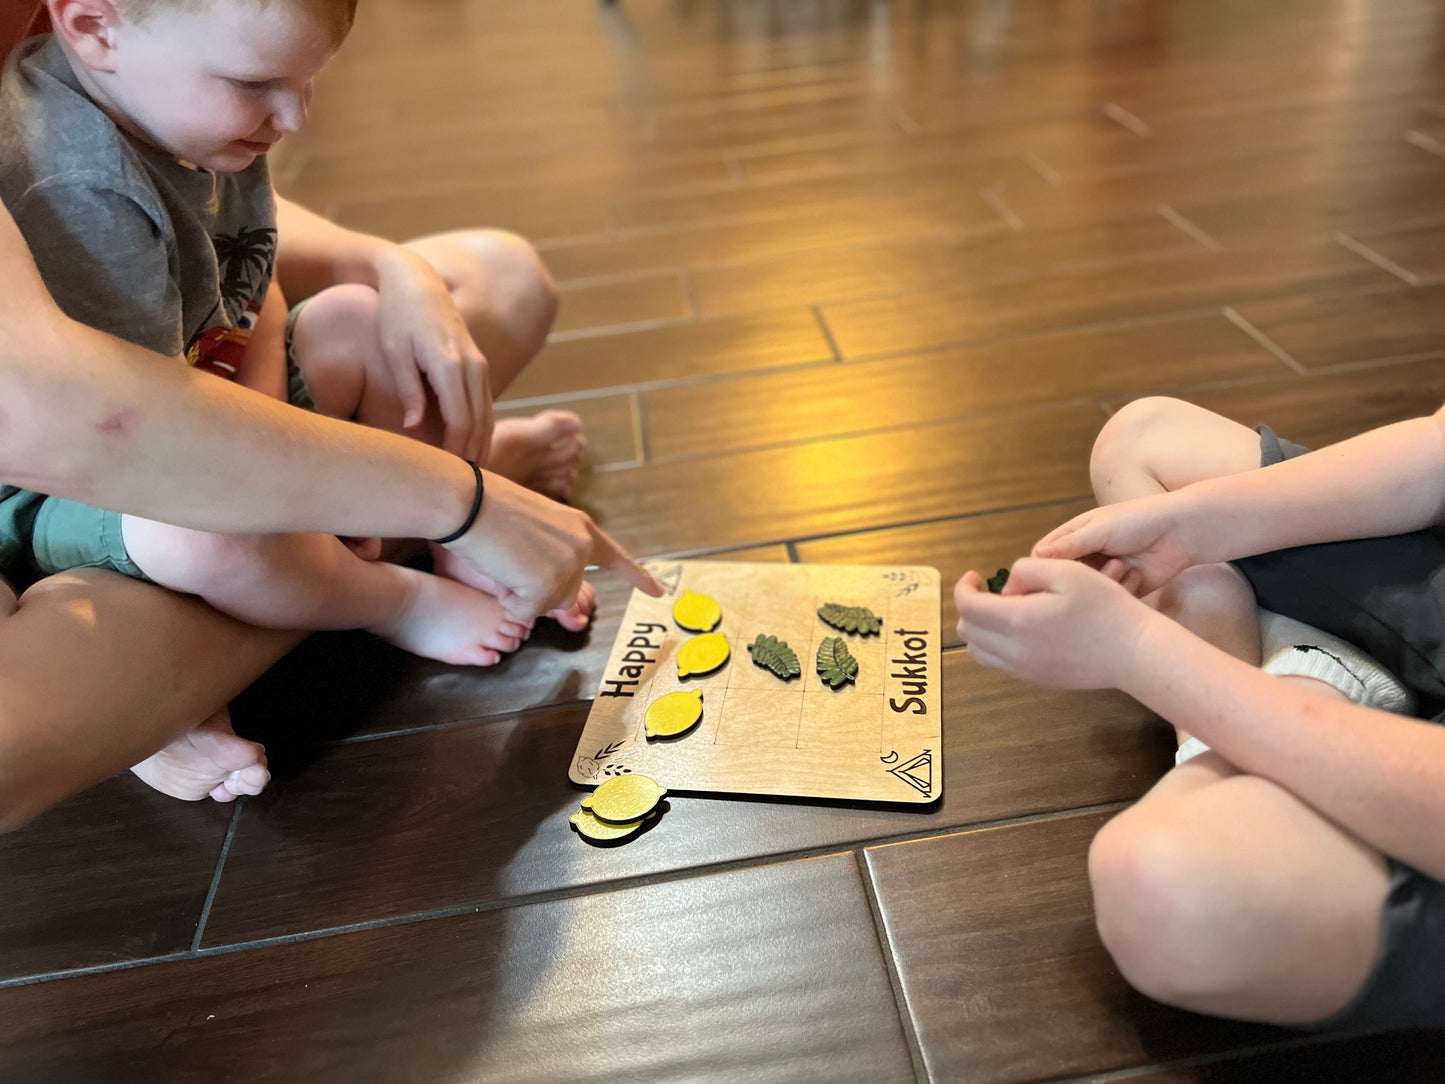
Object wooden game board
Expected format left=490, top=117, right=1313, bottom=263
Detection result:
left=570, top=561, right=942, bottom=804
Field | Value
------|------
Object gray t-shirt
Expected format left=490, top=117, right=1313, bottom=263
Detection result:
left=0, top=35, right=277, bottom=373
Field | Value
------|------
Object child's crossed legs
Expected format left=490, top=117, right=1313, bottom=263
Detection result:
left=1082, top=397, right=1391, bottom=1025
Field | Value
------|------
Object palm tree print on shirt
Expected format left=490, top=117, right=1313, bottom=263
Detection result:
left=213, top=225, right=277, bottom=321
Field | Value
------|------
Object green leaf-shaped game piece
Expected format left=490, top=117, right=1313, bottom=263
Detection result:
left=747, top=634, right=801, bottom=681
left=817, top=602, right=882, bottom=636
left=817, top=636, right=859, bottom=688
left=986, top=568, right=1010, bottom=594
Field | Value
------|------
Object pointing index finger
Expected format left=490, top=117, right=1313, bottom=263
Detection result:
left=587, top=523, right=665, bottom=597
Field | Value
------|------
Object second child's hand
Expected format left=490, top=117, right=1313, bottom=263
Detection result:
left=1032, top=491, right=1200, bottom=598
left=955, top=558, right=1155, bottom=690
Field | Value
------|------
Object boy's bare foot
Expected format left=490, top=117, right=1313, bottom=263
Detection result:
left=551, top=578, right=596, bottom=632
left=372, top=569, right=534, bottom=666
left=131, top=707, right=270, bottom=803
left=488, top=410, right=585, bottom=500
left=431, top=544, right=597, bottom=632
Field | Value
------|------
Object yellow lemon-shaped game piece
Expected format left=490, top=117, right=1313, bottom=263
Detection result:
left=672, top=590, right=722, bottom=632
left=676, top=632, right=730, bottom=678
left=645, top=688, right=704, bottom=740
left=569, top=808, right=654, bottom=844
left=581, top=774, right=667, bottom=824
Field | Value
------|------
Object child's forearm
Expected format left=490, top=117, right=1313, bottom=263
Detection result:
left=1122, top=611, right=1445, bottom=878
left=272, top=195, right=404, bottom=301
left=235, top=280, right=289, bottom=401
left=1182, top=411, right=1445, bottom=562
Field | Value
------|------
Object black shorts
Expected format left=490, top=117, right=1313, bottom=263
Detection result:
left=1234, top=426, right=1445, bottom=1032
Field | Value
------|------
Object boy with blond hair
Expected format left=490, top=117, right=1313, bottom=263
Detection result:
left=0, top=0, right=595, bottom=800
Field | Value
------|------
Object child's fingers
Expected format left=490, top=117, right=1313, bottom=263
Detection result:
left=381, top=339, right=428, bottom=429
left=1033, top=511, right=1097, bottom=558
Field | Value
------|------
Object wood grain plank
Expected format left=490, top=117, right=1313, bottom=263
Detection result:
left=866, top=813, right=1280, bottom=1083
left=641, top=313, right=1279, bottom=460
left=611, top=157, right=1043, bottom=231
left=1343, top=220, right=1445, bottom=282
left=2, top=856, right=917, bottom=1084
left=822, top=240, right=1392, bottom=359
left=579, top=403, right=1101, bottom=557
left=537, top=194, right=1008, bottom=281
left=1106, top=358, right=1445, bottom=452
left=510, top=308, right=834, bottom=400
left=211, top=650, right=1169, bottom=944
left=1000, top=142, right=1445, bottom=234
left=1232, top=283, right=1445, bottom=370
left=0, top=776, right=231, bottom=981
left=1036, top=99, right=1442, bottom=180
left=1173, top=169, right=1445, bottom=248
left=734, top=111, right=1140, bottom=183
left=689, top=213, right=1199, bottom=319
left=554, top=274, right=692, bottom=335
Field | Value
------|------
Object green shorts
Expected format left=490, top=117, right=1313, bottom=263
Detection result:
left=0, top=313, right=317, bottom=590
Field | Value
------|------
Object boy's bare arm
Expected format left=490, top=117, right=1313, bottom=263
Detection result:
left=1040, top=409, right=1445, bottom=589
left=1180, top=409, right=1445, bottom=562
left=1125, top=607, right=1445, bottom=880
left=234, top=279, right=289, bottom=402
left=271, top=195, right=394, bottom=297
left=958, top=559, right=1445, bottom=879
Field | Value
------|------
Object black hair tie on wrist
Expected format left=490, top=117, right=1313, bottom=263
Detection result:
left=432, top=460, right=484, bottom=544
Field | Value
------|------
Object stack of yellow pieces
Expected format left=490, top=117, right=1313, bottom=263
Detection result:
left=569, top=774, right=667, bottom=844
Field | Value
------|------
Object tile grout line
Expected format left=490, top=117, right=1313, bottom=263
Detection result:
left=679, top=269, right=699, bottom=320
left=1155, top=204, right=1221, bottom=251
left=0, top=804, right=1134, bottom=993
left=1100, top=102, right=1153, bottom=138
left=1405, top=128, right=1445, bottom=160
left=854, top=848, right=932, bottom=1084
left=979, top=184, right=1025, bottom=231
left=1021, top=150, right=1062, bottom=185
left=191, top=798, right=246, bottom=952
left=629, top=390, right=650, bottom=464
left=1221, top=305, right=1307, bottom=374
left=1332, top=230, right=1422, bottom=285
left=812, top=304, right=844, bottom=360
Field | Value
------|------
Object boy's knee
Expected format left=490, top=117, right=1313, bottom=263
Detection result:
left=292, top=284, right=381, bottom=355
left=1090, top=396, right=1191, bottom=493
left=1088, top=809, right=1246, bottom=1006
left=1153, top=564, right=1255, bottom=626
left=439, top=229, right=558, bottom=348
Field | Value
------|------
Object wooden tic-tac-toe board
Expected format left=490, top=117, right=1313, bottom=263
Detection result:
left=570, top=561, right=942, bottom=804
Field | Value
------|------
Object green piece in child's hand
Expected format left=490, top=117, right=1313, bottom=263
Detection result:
left=986, top=568, right=1010, bottom=594
left=817, top=636, right=859, bottom=688
left=748, top=634, right=801, bottom=680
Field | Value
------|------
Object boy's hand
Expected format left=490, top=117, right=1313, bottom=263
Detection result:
left=375, top=248, right=493, bottom=462
left=1032, top=492, right=1199, bottom=597
left=954, top=558, right=1155, bottom=689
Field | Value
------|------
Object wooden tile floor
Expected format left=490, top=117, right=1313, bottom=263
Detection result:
left=5, top=0, right=1445, bottom=1078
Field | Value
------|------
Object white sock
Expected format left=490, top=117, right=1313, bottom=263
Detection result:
left=1175, top=736, right=1213, bottom=766
left=1258, top=609, right=1417, bottom=715
left=1173, top=610, right=1416, bottom=768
